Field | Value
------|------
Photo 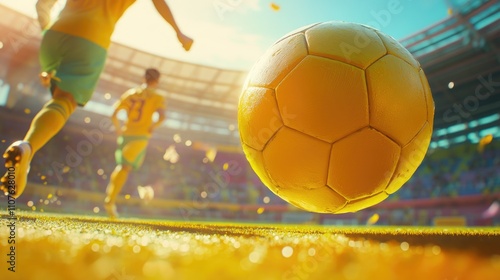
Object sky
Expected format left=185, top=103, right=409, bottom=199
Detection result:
left=0, top=0, right=452, bottom=71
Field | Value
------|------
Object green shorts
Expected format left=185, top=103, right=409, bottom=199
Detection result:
left=39, top=30, right=107, bottom=106
left=115, top=135, right=150, bottom=170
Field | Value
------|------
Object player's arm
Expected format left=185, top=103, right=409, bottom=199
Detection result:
left=151, top=0, right=194, bottom=51
left=36, top=0, right=58, bottom=31
left=111, top=97, right=130, bottom=135
left=150, top=109, right=166, bottom=133
left=110, top=106, right=124, bottom=136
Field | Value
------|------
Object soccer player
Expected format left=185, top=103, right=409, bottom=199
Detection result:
left=104, top=68, right=165, bottom=219
left=1, top=0, right=193, bottom=198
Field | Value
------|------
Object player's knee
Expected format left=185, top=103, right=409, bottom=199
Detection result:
left=121, top=164, right=133, bottom=172
left=52, top=86, right=77, bottom=114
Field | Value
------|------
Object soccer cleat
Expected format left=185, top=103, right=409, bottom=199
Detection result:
left=104, top=201, right=119, bottom=219
left=1, top=141, right=32, bottom=198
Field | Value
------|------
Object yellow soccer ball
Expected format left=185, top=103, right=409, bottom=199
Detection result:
left=238, top=21, right=434, bottom=213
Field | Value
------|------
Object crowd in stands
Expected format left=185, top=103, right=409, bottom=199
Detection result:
left=0, top=107, right=281, bottom=206
left=395, top=141, right=500, bottom=200
left=1, top=106, right=498, bottom=209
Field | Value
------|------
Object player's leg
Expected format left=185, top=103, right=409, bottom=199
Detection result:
left=25, top=88, right=77, bottom=159
left=1, top=29, right=75, bottom=198
left=1, top=30, right=107, bottom=198
left=104, top=164, right=132, bottom=219
left=104, top=137, right=148, bottom=218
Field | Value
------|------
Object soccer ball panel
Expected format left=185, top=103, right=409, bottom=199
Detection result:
left=276, top=55, right=369, bottom=143
left=328, top=128, right=400, bottom=200
left=336, top=191, right=389, bottom=214
left=241, top=143, right=280, bottom=195
left=263, top=127, right=330, bottom=190
left=385, top=121, right=432, bottom=194
left=306, top=21, right=387, bottom=69
left=247, top=33, right=308, bottom=88
left=367, top=55, right=427, bottom=146
left=278, top=186, right=347, bottom=213
left=375, top=30, right=420, bottom=69
left=238, top=87, right=283, bottom=151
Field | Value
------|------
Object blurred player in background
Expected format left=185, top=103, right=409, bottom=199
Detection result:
left=104, top=68, right=166, bottom=219
left=1, top=0, right=193, bottom=198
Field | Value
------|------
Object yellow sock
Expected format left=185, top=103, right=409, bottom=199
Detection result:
left=24, top=96, right=75, bottom=158
left=105, top=165, right=130, bottom=204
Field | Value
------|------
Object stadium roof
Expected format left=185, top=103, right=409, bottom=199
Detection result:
left=402, top=0, right=500, bottom=148
left=0, top=0, right=499, bottom=148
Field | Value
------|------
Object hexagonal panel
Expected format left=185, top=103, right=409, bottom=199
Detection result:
left=386, top=121, right=432, bottom=194
left=277, top=186, right=347, bottom=213
left=328, top=128, right=400, bottom=200
left=419, top=69, right=435, bottom=127
left=276, top=55, right=369, bottom=143
left=247, top=33, right=308, bottom=88
left=367, top=55, right=427, bottom=146
left=238, top=87, right=283, bottom=151
left=335, top=191, right=388, bottom=213
left=306, top=21, right=387, bottom=69
left=241, top=143, right=280, bottom=195
left=263, top=127, right=331, bottom=190
left=376, top=30, right=419, bottom=69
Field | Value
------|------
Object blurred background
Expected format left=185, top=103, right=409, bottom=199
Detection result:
left=0, top=0, right=498, bottom=226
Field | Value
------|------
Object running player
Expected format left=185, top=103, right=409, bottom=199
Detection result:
left=1, top=0, right=193, bottom=198
left=104, top=68, right=165, bottom=219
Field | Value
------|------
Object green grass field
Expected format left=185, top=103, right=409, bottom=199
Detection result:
left=1, top=212, right=499, bottom=280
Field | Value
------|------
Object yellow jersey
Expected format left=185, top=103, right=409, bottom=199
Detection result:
left=50, top=0, right=136, bottom=49
left=115, top=86, right=166, bottom=136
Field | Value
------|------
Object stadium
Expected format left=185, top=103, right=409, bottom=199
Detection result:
left=0, top=0, right=499, bottom=279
